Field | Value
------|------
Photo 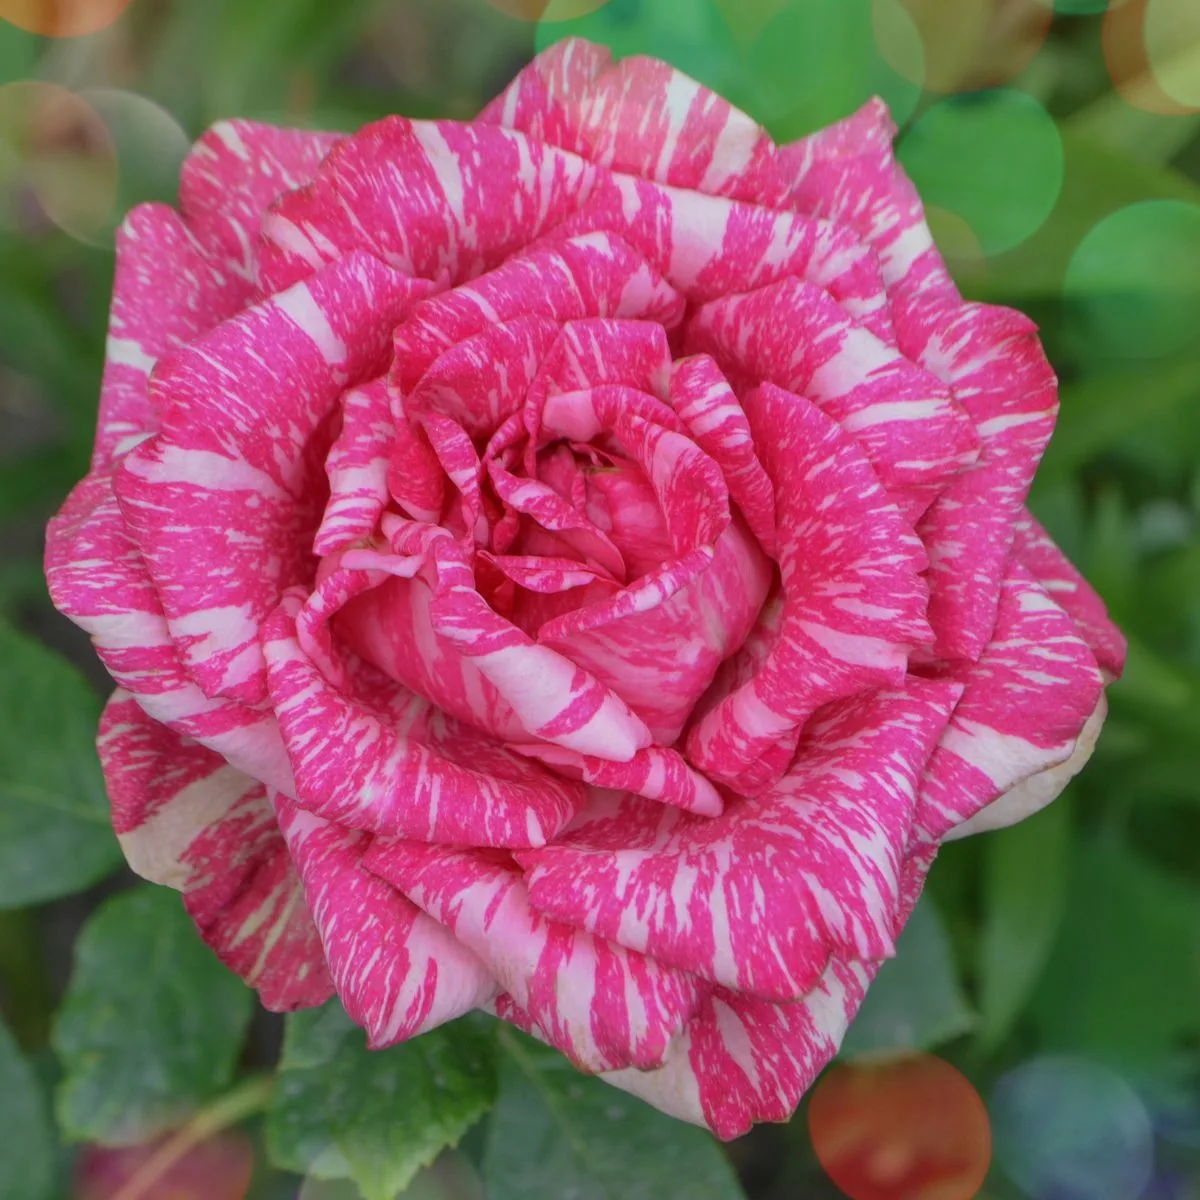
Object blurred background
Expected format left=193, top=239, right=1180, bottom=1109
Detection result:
left=1, top=1, right=1199, bottom=1198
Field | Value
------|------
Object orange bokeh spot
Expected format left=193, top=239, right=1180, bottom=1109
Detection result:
left=0, top=0, right=132, bottom=37
left=883, top=0, right=1051, bottom=93
left=1104, top=0, right=1200, bottom=114
left=484, top=0, right=609, bottom=20
left=808, top=1054, right=992, bottom=1200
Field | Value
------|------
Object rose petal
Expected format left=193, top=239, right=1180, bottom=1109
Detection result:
left=258, top=118, right=597, bottom=293
left=602, top=959, right=873, bottom=1140
left=314, top=377, right=395, bottom=556
left=1013, top=510, right=1127, bottom=678
left=669, top=354, right=777, bottom=554
left=114, top=254, right=431, bottom=705
left=556, top=172, right=892, bottom=340
left=97, top=691, right=331, bottom=1011
left=94, top=205, right=250, bottom=472
left=178, top=120, right=340, bottom=282
left=391, top=232, right=684, bottom=391
left=364, top=840, right=703, bottom=1072
left=913, top=305, right=1059, bottom=660
left=484, top=40, right=777, bottom=199
left=274, top=798, right=496, bottom=1046
left=913, top=563, right=1105, bottom=842
left=45, top=473, right=292, bottom=791
left=522, top=679, right=959, bottom=1000
left=262, top=588, right=584, bottom=848
left=686, top=278, right=979, bottom=497
left=686, top=383, right=932, bottom=794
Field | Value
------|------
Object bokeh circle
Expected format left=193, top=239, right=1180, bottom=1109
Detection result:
left=808, top=1054, right=991, bottom=1200
left=1064, top=199, right=1200, bottom=360
left=992, top=1056, right=1156, bottom=1200
left=0, top=0, right=132, bottom=38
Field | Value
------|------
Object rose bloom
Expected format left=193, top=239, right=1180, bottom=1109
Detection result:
left=46, top=39, right=1124, bottom=1138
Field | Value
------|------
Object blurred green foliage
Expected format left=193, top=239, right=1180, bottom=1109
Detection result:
left=1, top=1, right=1199, bottom=1197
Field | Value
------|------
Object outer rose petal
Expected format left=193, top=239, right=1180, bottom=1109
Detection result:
left=262, top=589, right=584, bottom=848
left=178, top=120, right=341, bottom=281
left=1013, top=510, right=1127, bottom=678
left=914, top=564, right=1105, bottom=842
left=686, top=383, right=932, bottom=793
left=97, top=691, right=331, bottom=1011
left=45, top=473, right=293, bottom=792
left=483, top=40, right=777, bottom=199
left=258, top=118, right=597, bottom=293
left=274, top=799, right=497, bottom=1046
left=602, top=959, right=873, bottom=1139
left=522, top=680, right=959, bottom=1000
left=912, top=305, right=1059, bottom=660
left=364, top=840, right=703, bottom=1073
left=93, top=205, right=250, bottom=471
left=114, top=254, right=431, bottom=705
left=946, top=693, right=1108, bottom=840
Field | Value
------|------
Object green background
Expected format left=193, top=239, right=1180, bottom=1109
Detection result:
left=1, top=1, right=1198, bottom=1197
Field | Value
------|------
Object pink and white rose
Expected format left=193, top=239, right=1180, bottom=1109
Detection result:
left=46, top=40, right=1124, bottom=1138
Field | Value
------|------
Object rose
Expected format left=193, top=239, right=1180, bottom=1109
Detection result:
left=46, top=38, right=1124, bottom=1138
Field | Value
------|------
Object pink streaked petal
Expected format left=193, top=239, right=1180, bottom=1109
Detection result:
left=178, top=120, right=341, bottom=282
left=686, top=383, right=932, bottom=794
left=771, top=99, right=960, bottom=352
left=515, top=743, right=724, bottom=818
left=97, top=691, right=331, bottom=1011
left=262, top=589, right=584, bottom=848
left=388, top=405, right=447, bottom=525
left=913, top=305, right=1059, bottom=660
left=406, top=316, right=562, bottom=438
left=603, top=959, right=873, bottom=1139
left=314, top=378, right=395, bottom=557
left=539, top=518, right=772, bottom=746
left=523, top=680, right=957, bottom=1001
left=364, top=841, right=703, bottom=1072
left=114, top=255, right=431, bottom=705
left=556, top=173, right=892, bottom=340
left=487, top=40, right=777, bottom=199
left=391, top=233, right=685, bottom=392
left=914, top=565, right=1105, bottom=843
left=1013, top=510, right=1127, bottom=678
left=45, top=474, right=293, bottom=792
left=274, top=798, right=497, bottom=1046
left=686, top=278, right=979, bottom=494
left=94, top=204, right=250, bottom=472
left=669, top=355, right=777, bottom=554
left=258, top=118, right=597, bottom=293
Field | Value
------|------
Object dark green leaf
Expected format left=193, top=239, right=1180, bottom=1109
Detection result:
left=978, top=799, right=1072, bottom=1050
left=0, top=620, right=123, bottom=908
left=482, top=1028, right=745, bottom=1200
left=268, top=1003, right=498, bottom=1200
left=1031, top=840, right=1200, bottom=1059
left=53, top=885, right=253, bottom=1144
left=0, top=1016, right=55, bottom=1200
left=840, top=895, right=976, bottom=1057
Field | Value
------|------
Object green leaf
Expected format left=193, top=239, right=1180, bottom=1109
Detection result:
left=0, top=1016, right=55, bottom=1200
left=1031, top=840, right=1200, bottom=1059
left=0, top=620, right=123, bottom=908
left=267, top=1003, right=498, bottom=1200
left=53, top=885, right=253, bottom=1145
left=482, top=1028, right=745, bottom=1200
left=840, top=895, right=976, bottom=1057
left=978, top=799, right=1071, bottom=1050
